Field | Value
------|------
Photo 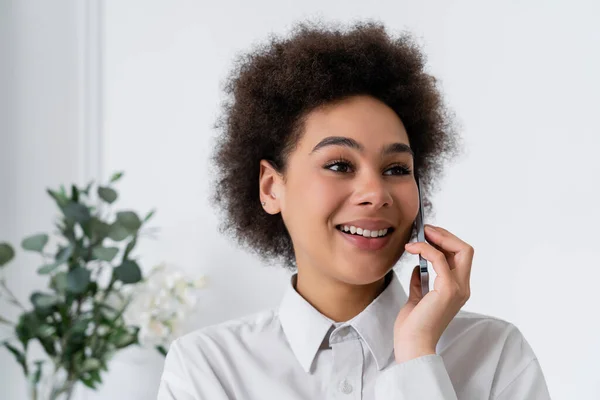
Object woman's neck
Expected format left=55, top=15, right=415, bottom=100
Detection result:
left=294, top=267, right=392, bottom=322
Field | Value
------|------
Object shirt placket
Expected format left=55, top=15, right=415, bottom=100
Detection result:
left=329, top=326, right=364, bottom=400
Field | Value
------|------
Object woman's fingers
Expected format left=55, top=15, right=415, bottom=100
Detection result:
left=405, top=238, right=452, bottom=280
left=426, top=225, right=474, bottom=287
left=404, top=225, right=474, bottom=298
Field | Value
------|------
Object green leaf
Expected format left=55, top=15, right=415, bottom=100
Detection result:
left=116, top=211, right=141, bottom=232
left=81, top=358, right=101, bottom=372
left=51, top=271, right=68, bottom=293
left=80, top=374, right=97, bottom=390
left=112, top=327, right=138, bottom=348
left=108, top=222, right=129, bottom=242
left=143, top=209, right=156, bottom=223
left=156, top=345, right=168, bottom=356
left=80, top=180, right=94, bottom=196
left=38, top=262, right=59, bottom=274
left=47, top=189, right=69, bottom=208
left=30, top=292, right=61, bottom=308
left=87, top=217, right=111, bottom=241
left=114, top=260, right=142, bottom=284
left=63, top=202, right=91, bottom=223
left=66, top=267, right=91, bottom=293
left=123, top=236, right=137, bottom=261
left=70, top=318, right=91, bottom=334
left=97, top=186, right=118, bottom=204
left=3, top=342, right=27, bottom=375
left=16, top=312, right=39, bottom=350
left=32, top=360, right=44, bottom=385
left=55, top=244, right=74, bottom=265
left=38, top=243, right=74, bottom=274
left=92, top=246, right=119, bottom=262
left=0, top=242, right=15, bottom=267
left=71, top=184, right=79, bottom=202
left=36, top=325, right=56, bottom=338
left=109, top=171, right=124, bottom=183
left=21, top=234, right=49, bottom=253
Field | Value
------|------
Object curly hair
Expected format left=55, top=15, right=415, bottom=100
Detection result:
left=209, top=18, right=464, bottom=271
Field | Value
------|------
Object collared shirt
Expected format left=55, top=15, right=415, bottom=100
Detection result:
left=157, top=269, right=551, bottom=399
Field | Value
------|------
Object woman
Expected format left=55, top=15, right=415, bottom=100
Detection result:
left=158, top=19, right=551, bottom=399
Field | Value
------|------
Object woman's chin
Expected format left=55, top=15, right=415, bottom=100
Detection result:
left=333, top=257, right=393, bottom=285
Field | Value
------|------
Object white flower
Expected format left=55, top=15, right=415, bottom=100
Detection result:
left=123, top=263, right=207, bottom=348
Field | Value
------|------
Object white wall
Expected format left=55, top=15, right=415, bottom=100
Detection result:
left=0, top=1, right=97, bottom=398
left=3, top=0, right=599, bottom=399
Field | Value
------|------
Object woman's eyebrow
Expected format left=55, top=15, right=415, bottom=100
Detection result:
left=309, top=136, right=414, bottom=158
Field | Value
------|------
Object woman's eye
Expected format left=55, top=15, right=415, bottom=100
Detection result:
left=384, top=165, right=412, bottom=176
left=325, top=161, right=412, bottom=176
left=325, top=161, right=353, bottom=173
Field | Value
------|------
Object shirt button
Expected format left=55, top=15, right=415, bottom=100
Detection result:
left=338, top=379, right=353, bottom=394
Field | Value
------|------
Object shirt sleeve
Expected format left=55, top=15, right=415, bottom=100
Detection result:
left=374, top=354, right=458, bottom=399
left=493, top=358, right=551, bottom=400
left=490, top=323, right=552, bottom=400
left=157, top=337, right=231, bottom=400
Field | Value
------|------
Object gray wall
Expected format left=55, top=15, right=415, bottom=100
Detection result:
left=0, top=1, right=86, bottom=398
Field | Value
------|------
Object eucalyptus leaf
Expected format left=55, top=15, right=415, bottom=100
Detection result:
left=47, top=189, right=69, bottom=208
left=109, top=171, right=124, bottom=183
left=55, top=244, right=74, bottom=265
left=0, top=242, right=15, bottom=266
left=71, top=184, right=79, bottom=202
left=30, top=292, right=61, bottom=308
left=88, top=217, right=111, bottom=241
left=16, top=312, right=39, bottom=350
left=21, top=234, right=49, bottom=253
left=36, top=325, right=56, bottom=338
left=37, top=263, right=59, bottom=274
left=81, top=180, right=94, bottom=196
left=32, top=360, right=44, bottom=385
left=143, top=209, right=156, bottom=223
left=66, top=267, right=91, bottom=293
left=114, top=260, right=142, bottom=284
left=108, top=222, right=129, bottom=242
left=39, top=243, right=74, bottom=274
left=92, top=246, right=119, bottom=262
left=116, top=211, right=141, bottom=232
left=51, top=271, right=68, bottom=293
left=81, top=358, right=101, bottom=372
left=97, top=186, right=117, bottom=204
left=3, top=342, right=27, bottom=375
left=156, top=345, right=168, bottom=356
left=112, top=327, right=138, bottom=348
left=71, top=318, right=91, bottom=334
left=63, top=201, right=91, bottom=223
left=123, top=236, right=137, bottom=260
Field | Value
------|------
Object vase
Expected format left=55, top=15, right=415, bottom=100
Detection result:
left=27, top=367, right=77, bottom=400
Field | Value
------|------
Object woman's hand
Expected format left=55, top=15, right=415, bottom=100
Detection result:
left=393, top=224, right=474, bottom=363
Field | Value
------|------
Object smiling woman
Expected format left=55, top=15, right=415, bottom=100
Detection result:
left=157, top=18, right=551, bottom=400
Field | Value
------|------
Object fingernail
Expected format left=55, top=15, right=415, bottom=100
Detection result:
left=425, top=225, right=436, bottom=232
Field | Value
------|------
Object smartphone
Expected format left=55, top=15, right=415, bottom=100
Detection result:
left=415, top=176, right=430, bottom=297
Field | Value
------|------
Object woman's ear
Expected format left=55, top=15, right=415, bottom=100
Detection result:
left=259, top=159, right=283, bottom=214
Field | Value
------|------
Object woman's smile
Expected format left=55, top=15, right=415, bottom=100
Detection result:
left=335, top=224, right=396, bottom=251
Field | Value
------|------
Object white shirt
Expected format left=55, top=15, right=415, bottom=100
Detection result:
left=157, top=269, right=551, bottom=399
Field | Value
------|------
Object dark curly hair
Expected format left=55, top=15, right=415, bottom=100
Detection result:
left=209, top=18, right=464, bottom=271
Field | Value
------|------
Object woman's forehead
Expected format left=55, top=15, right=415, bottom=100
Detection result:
left=298, top=96, right=410, bottom=154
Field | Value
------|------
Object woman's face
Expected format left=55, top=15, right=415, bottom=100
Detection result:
left=263, top=95, right=419, bottom=285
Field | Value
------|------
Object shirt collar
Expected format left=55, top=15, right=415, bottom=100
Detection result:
left=278, top=268, right=408, bottom=373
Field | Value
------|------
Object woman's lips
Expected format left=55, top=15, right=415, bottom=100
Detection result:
left=336, top=228, right=393, bottom=251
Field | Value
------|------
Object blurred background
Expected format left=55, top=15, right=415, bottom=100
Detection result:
left=1, top=0, right=599, bottom=399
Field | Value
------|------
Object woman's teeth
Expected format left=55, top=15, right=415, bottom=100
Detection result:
left=337, top=225, right=390, bottom=238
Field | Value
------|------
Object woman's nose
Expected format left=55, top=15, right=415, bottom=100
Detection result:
left=354, top=173, right=393, bottom=209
